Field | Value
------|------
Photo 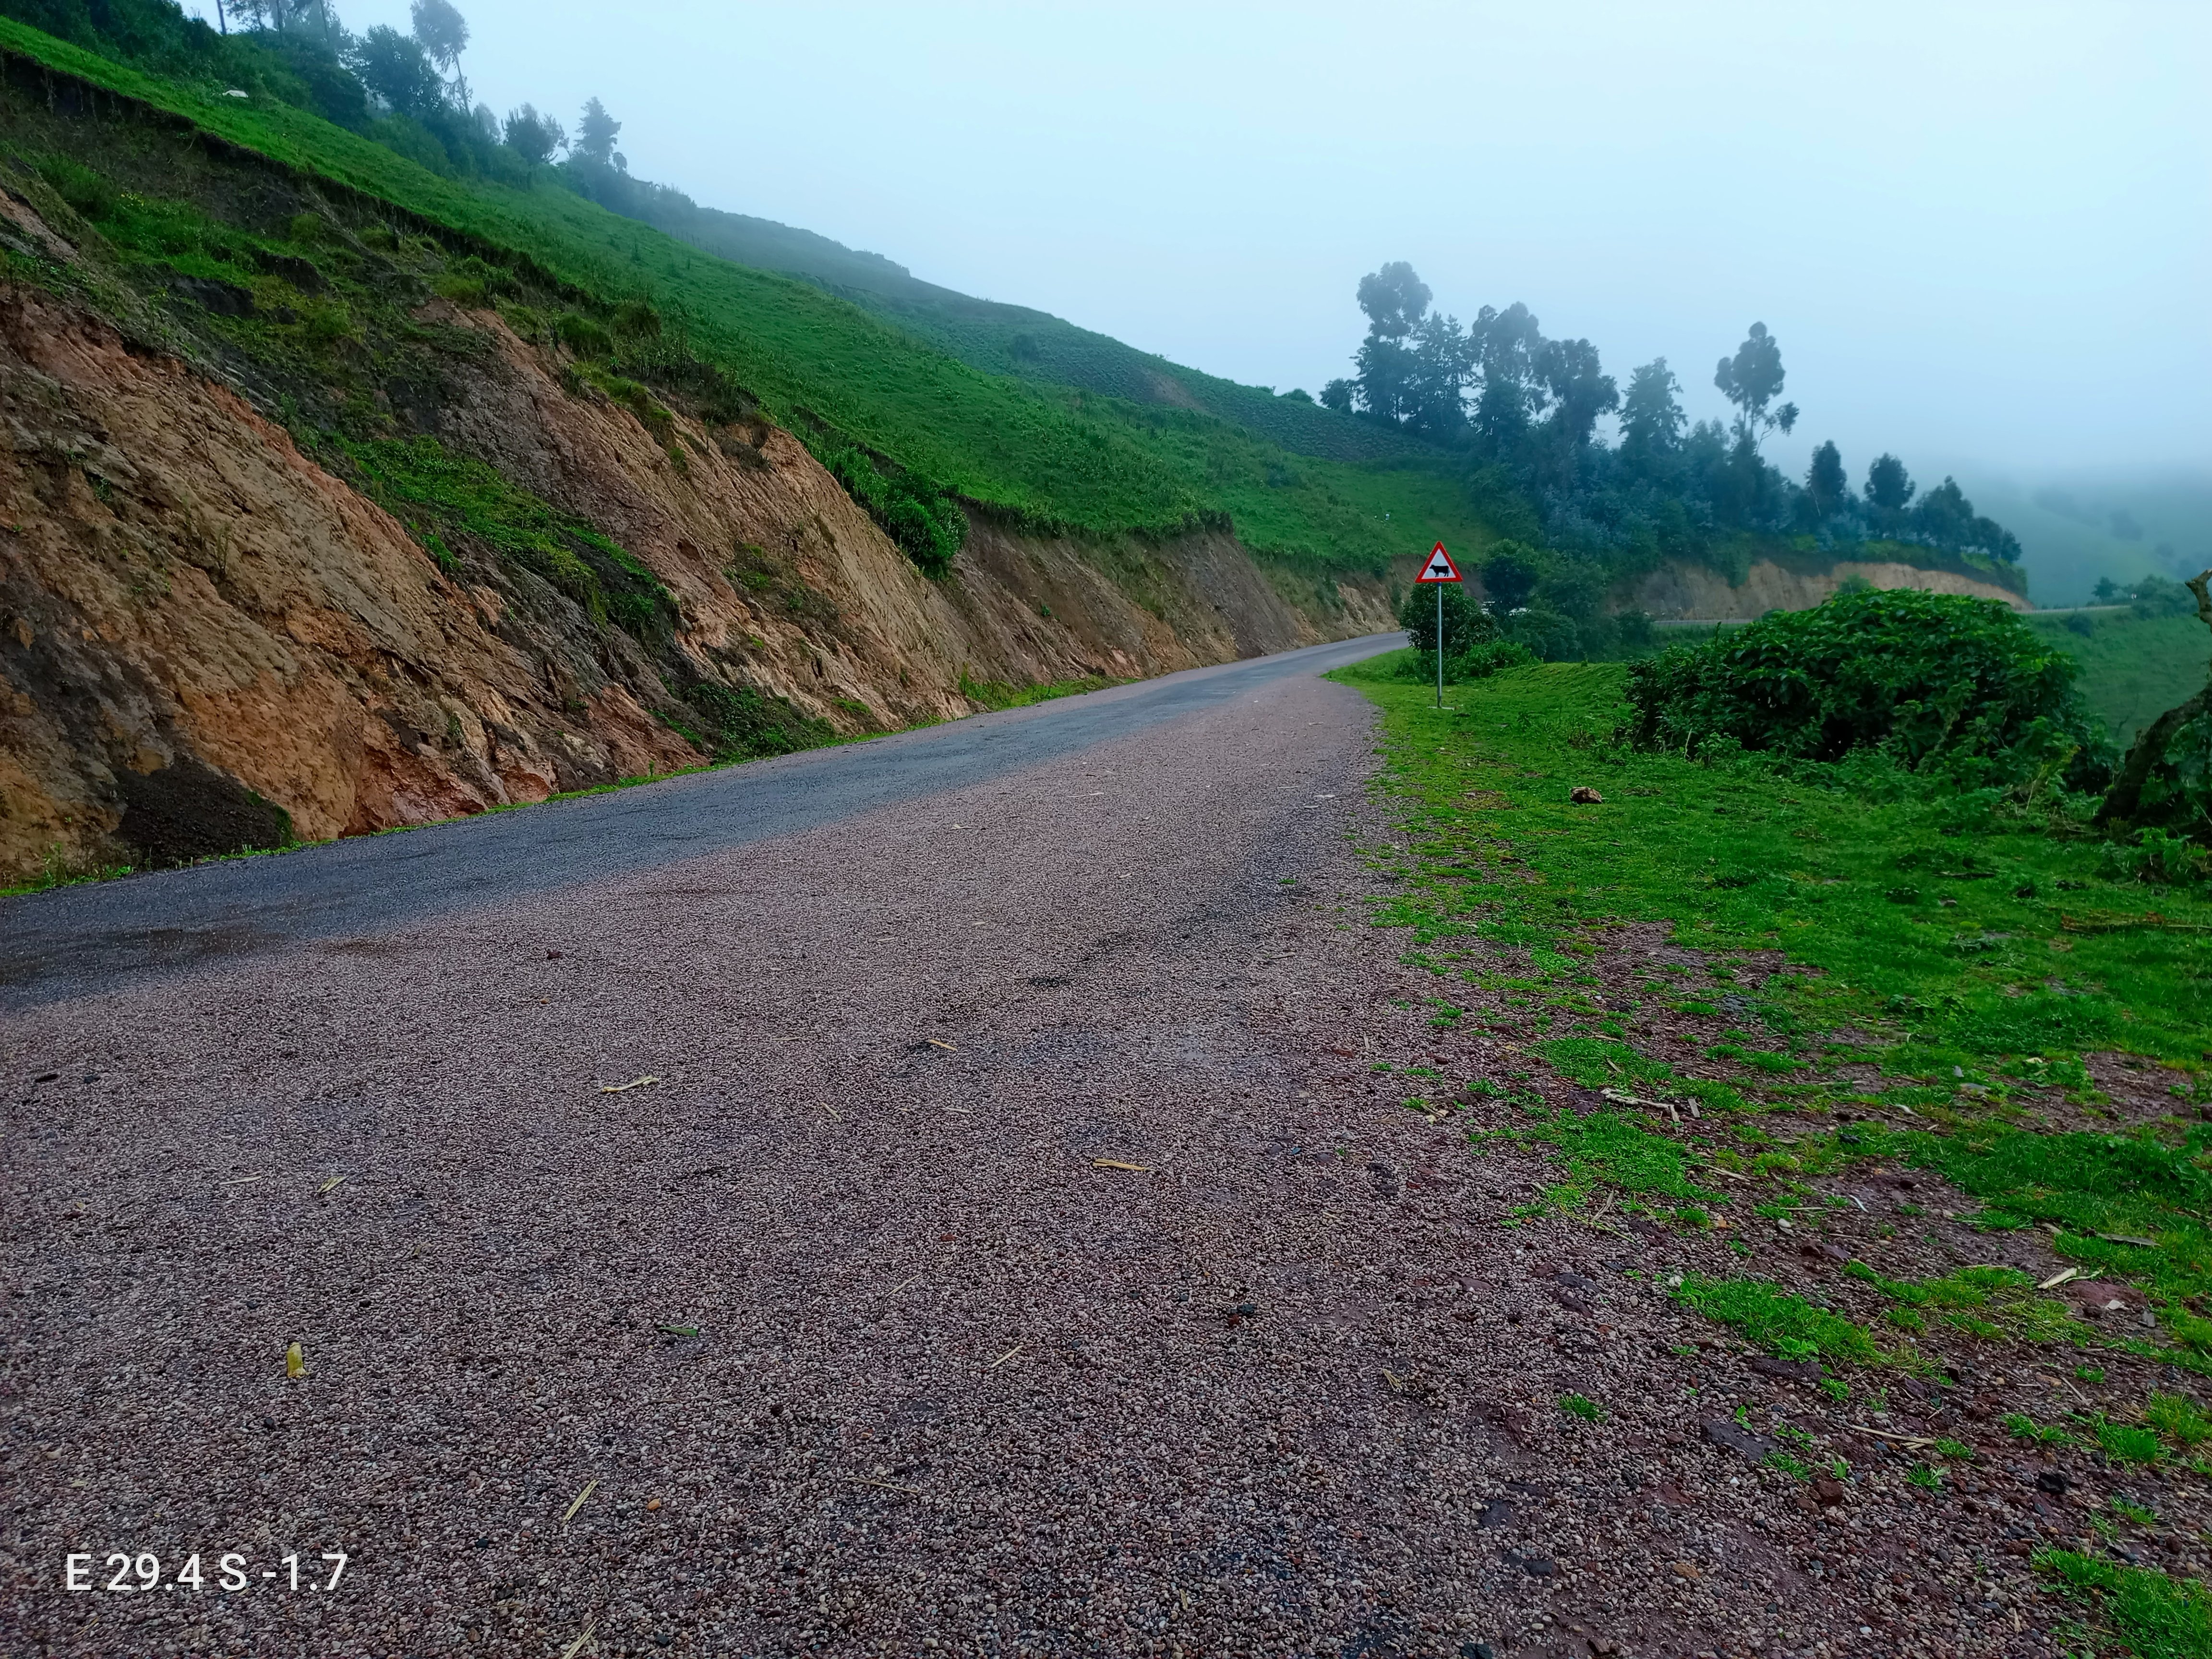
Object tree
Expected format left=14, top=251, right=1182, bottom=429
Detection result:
left=574, top=97, right=622, bottom=167
left=1619, top=358, right=1685, bottom=464
left=1355, top=262, right=1431, bottom=341
left=1912, top=477, right=2023, bottom=563
left=504, top=103, right=566, bottom=168
left=1350, top=262, right=1442, bottom=428
left=351, top=25, right=444, bottom=116
left=1865, top=453, right=1915, bottom=514
left=1480, top=542, right=1542, bottom=613
left=1353, top=332, right=1420, bottom=426
left=1468, top=302, right=1545, bottom=456
left=1403, top=311, right=1471, bottom=439
left=1805, top=440, right=1848, bottom=518
left=1713, top=322, right=1799, bottom=452
left=1318, top=379, right=1354, bottom=413
left=411, top=0, right=468, bottom=66
left=234, top=0, right=337, bottom=37
left=1396, top=579, right=1495, bottom=660
left=1536, top=336, right=1617, bottom=451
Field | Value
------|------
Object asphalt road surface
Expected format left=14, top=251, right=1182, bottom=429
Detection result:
left=0, top=635, right=1402, bottom=1011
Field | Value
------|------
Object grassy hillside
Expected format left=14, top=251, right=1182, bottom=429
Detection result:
left=0, top=19, right=1489, bottom=580
left=2027, top=609, right=2212, bottom=746
left=565, top=162, right=1447, bottom=471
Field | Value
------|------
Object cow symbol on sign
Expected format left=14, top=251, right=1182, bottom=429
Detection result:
left=1416, top=543, right=1462, bottom=583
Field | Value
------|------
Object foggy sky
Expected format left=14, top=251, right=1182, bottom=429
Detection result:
left=261, top=0, right=2208, bottom=480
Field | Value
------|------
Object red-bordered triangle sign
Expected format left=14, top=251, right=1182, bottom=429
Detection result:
left=1415, top=542, right=1462, bottom=583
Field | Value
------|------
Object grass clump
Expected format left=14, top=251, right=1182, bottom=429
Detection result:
left=673, top=681, right=835, bottom=763
left=956, top=672, right=1118, bottom=712
left=335, top=435, right=673, bottom=635
left=2148, top=1393, right=2212, bottom=1451
left=2038, top=1548, right=2212, bottom=1659
left=1492, top=1105, right=1715, bottom=1216
left=1842, top=1262, right=2082, bottom=1346
left=1670, top=1275, right=1888, bottom=1365
left=1558, top=1392, right=1604, bottom=1423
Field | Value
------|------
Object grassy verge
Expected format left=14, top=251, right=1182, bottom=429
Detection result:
left=1335, top=646, right=2212, bottom=1626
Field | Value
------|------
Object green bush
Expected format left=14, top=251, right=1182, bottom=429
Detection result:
left=1625, top=588, right=2105, bottom=783
left=36, top=156, right=117, bottom=220
left=1506, top=603, right=1583, bottom=662
left=1395, top=578, right=1495, bottom=659
left=799, top=426, right=966, bottom=577
left=1450, top=640, right=1537, bottom=680
left=554, top=313, right=615, bottom=359
left=678, top=681, right=833, bottom=761
left=337, top=434, right=673, bottom=635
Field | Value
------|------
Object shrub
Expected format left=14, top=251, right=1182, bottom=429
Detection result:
left=1506, top=603, right=1583, bottom=662
left=1624, top=588, right=2104, bottom=783
left=36, top=156, right=117, bottom=220
left=799, top=426, right=966, bottom=577
left=554, top=313, right=615, bottom=359
left=2102, top=827, right=2211, bottom=886
left=1395, top=579, right=1496, bottom=659
left=1449, top=640, right=1537, bottom=681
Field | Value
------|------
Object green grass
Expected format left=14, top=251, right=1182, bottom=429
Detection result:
left=1669, top=1275, right=1888, bottom=1365
left=1334, top=652, right=2211, bottom=1067
left=337, top=436, right=673, bottom=633
left=2028, top=608, right=2212, bottom=745
left=1484, top=1103, right=1716, bottom=1216
left=1558, top=1392, right=1604, bottom=1422
left=2041, top=1549, right=2212, bottom=1659
left=1333, top=653, right=2212, bottom=1368
left=956, top=673, right=1122, bottom=712
left=0, top=17, right=1492, bottom=580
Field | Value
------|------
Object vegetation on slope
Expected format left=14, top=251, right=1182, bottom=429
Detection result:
left=0, top=11, right=1490, bottom=582
left=2031, top=602, right=2212, bottom=748
left=3, top=0, right=2041, bottom=625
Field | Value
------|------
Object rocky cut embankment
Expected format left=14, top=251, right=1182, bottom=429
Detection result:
left=0, top=81, right=1389, bottom=886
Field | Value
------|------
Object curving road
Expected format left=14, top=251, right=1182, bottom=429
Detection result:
left=0, top=634, right=1401, bottom=1009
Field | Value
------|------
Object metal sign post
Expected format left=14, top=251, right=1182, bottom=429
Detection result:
left=1413, top=542, right=1463, bottom=710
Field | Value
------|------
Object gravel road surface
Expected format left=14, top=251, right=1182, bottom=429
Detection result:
left=3, top=643, right=2074, bottom=1659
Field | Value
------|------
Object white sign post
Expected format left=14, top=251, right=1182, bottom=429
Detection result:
left=1414, top=542, right=1463, bottom=709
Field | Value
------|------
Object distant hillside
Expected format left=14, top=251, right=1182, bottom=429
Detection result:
left=564, top=169, right=1431, bottom=471
left=1956, top=468, right=2212, bottom=607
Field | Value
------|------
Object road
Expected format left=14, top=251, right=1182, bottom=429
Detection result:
left=7, top=630, right=1569, bottom=1658
left=0, top=635, right=1399, bottom=1009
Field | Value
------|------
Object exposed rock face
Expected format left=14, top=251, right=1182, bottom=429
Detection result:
left=1633, top=557, right=2028, bottom=620
left=0, top=278, right=1389, bottom=884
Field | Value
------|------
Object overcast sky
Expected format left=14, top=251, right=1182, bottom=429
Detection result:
left=248, top=0, right=2207, bottom=481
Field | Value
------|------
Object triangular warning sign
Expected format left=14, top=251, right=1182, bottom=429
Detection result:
left=1415, top=542, right=1462, bottom=583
